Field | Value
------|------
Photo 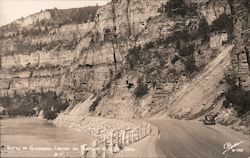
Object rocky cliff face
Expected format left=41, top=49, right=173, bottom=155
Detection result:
left=230, top=0, right=250, bottom=90
left=0, top=0, right=168, bottom=115
left=0, top=0, right=249, bottom=133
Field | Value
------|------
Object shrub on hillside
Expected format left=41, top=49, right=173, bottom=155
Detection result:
left=43, top=111, right=58, bottom=120
left=48, top=6, right=99, bottom=25
left=179, top=44, right=195, bottom=57
left=224, top=88, right=250, bottom=115
left=183, top=55, right=197, bottom=73
left=161, top=0, right=197, bottom=17
left=133, top=78, right=148, bottom=98
left=224, top=69, right=250, bottom=115
left=89, top=96, right=102, bottom=112
left=172, top=30, right=190, bottom=42
left=127, top=46, right=142, bottom=69
left=211, top=13, right=234, bottom=34
left=193, top=18, right=211, bottom=42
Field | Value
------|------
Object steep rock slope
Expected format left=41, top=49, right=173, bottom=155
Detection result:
left=93, top=0, right=234, bottom=119
left=164, top=45, right=234, bottom=119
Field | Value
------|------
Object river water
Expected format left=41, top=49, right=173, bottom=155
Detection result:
left=0, top=117, right=95, bottom=157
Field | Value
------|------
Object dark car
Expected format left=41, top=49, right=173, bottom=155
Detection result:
left=203, top=115, right=216, bottom=125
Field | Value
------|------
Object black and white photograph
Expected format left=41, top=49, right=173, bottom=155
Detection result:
left=0, top=0, right=249, bottom=157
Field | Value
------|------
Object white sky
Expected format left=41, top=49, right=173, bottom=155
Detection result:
left=0, top=0, right=110, bottom=26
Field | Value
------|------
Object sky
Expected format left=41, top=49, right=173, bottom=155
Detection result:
left=0, top=0, right=110, bottom=26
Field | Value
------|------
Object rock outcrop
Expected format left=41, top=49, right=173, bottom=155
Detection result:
left=0, top=0, right=168, bottom=113
left=230, top=0, right=250, bottom=90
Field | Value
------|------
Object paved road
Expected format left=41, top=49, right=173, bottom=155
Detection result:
left=149, top=119, right=250, bottom=158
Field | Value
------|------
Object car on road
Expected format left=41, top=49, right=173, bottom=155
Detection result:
left=203, top=115, right=216, bottom=125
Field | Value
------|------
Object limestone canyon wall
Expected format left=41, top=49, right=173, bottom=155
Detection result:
left=0, top=0, right=169, bottom=114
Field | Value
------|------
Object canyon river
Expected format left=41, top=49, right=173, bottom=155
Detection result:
left=0, top=117, right=95, bottom=157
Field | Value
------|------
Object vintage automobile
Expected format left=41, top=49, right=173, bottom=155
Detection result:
left=203, top=115, right=216, bottom=125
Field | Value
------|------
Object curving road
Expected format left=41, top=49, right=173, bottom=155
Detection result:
left=149, top=119, right=250, bottom=158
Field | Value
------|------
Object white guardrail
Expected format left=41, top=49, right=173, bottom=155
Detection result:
left=79, top=120, right=152, bottom=158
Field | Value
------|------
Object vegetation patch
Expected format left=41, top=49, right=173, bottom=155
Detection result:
left=126, top=24, right=205, bottom=79
left=0, top=6, right=99, bottom=39
left=211, top=13, right=234, bottom=34
left=160, top=0, right=197, bottom=17
left=48, top=6, right=99, bottom=25
left=179, top=44, right=195, bottom=57
left=223, top=70, right=250, bottom=115
left=44, top=111, right=58, bottom=120
left=224, top=88, right=250, bottom=115
left=89, top=96, right=102, bottom=112
left=133, top=78, right=148, bottom=98
left=0, top=91, right=69, bottom=120
left=183, top=54, right=197, bottom=74
left=126, top=46, right=144, bottom=70
left=16, top=38, right=78, bottom=53
left=192, top=18, right=210, bottom=43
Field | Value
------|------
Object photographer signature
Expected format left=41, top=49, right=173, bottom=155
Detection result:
left=222, top=141, right=244, bottom=155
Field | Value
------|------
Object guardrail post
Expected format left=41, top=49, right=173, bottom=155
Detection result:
left=141, top=126, right=144, bottom=138
left=142, top=126, right=146, bottom=138
left=133, top=129, right=136, bottom=142
left=91, top=140, right=97, bottom=158
left=131, top=130, right=134, bottom=143
left=118, top=130, right=122, bottom=147
left=113, top=131, right=120, bottom=153
left=146, top=123, right=151, bottom=135
left=109, top=132, right=113, bottom=153
left=101, top=136, right=106, bottom=158
left=125, top=131, right=129, bottom=146
left=121, top=130, right=125, bottom=146
left=136, top=128, right=139, bottom=141
left=102, top=135, right=106, bottom=148
left=138, top=128, right=141, bottom=140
